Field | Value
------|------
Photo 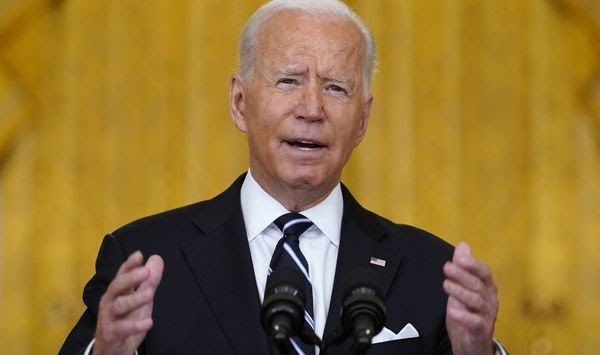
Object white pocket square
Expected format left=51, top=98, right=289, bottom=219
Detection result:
left=372, top=323, right=420, bottom=344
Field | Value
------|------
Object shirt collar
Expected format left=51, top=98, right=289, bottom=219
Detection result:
left=240, top=170, right=343, bottom=247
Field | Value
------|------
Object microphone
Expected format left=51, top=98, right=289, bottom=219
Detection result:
left=260, top=267, right=308, bottom=354
left=340, top=268, right=386, bottom=353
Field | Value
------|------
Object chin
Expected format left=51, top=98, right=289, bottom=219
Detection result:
left=280, top=169, right=333, bottom=192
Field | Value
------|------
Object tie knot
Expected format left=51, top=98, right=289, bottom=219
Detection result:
left=274, top=213, right=313, bottom=238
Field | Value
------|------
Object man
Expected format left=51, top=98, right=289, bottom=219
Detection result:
left=60, top=0, right=506, bottom=354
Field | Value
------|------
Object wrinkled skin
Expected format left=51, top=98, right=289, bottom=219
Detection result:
left=230, top=12, right=372, bottom=212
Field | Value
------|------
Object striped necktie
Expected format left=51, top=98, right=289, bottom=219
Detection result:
left=268, top=213, right=315, bottom=355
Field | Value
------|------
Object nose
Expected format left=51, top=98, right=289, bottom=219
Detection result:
left=297, top=81, right=324, bottom=122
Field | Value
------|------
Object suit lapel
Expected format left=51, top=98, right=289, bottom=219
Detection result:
left=181, top=175, right=271, bottom=354
left=177, top=176, right=406, bottom=353
left=323, top=185, right=405, bottom=344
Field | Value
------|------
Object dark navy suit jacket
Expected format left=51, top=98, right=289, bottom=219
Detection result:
left=60, top=174, right=454, bottom=354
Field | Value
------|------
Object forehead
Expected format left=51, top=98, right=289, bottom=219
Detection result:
left=256, top=12, right=365, bottom=75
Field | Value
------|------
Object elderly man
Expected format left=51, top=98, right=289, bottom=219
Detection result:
left=61, top=0, right=506, bottom=354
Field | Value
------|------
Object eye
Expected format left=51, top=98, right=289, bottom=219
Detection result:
left=277, top=78, right=298, bottom=86
left=326, top=84, right=347, bottom=94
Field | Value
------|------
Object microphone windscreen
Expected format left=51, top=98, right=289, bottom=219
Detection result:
left=340, top=267, right=385, bottom=299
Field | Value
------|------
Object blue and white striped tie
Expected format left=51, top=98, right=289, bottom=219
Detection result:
left=268, top=213, right=315, bottom=355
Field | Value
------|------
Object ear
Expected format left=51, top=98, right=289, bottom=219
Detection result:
left=230, top=74, right=248, bottom=133
left=353, top=95, right=373, bottom=146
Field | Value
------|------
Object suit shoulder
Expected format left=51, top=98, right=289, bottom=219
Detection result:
left=111, top=174, right=245, bottom=242
left=113, top=200, right=206, bottom=236
left=371, top=212, right=454, bottom=260
left=341, top=184, right=454, bottom=260
left=106, top=201, right=210, bottom=253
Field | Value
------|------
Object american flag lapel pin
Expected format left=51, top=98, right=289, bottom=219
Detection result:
left=370, top=257, right=386, bottom=267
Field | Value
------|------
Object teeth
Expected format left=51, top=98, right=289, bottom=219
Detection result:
left=287, top=140, right=323, bottom=150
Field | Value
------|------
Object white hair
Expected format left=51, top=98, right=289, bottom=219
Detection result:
left=237, top=0, right=377, bottom=96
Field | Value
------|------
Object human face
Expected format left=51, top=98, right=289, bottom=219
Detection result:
left=230, top=12, right=372, bottom=205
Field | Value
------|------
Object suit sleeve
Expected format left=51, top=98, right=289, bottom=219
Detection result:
left=58, top=235, right=126, bottom=355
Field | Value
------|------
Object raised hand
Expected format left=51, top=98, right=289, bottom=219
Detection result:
left=443, top=242, right=499, bottom=355
left=92, top=251, right=164, bottom=355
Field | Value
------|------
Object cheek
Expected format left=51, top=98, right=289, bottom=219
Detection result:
left=332, top=120, right=365, bottom=153
left=247, top=95, right=290, bottom=132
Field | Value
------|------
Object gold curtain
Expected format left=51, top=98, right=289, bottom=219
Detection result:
left=0, top=0, right=599, bottom=353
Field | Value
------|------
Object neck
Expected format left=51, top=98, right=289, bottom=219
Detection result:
left=250, top=171, right=337, bottom=212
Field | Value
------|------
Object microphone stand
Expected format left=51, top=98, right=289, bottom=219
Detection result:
left=348, top=339, right=371, bottom=355
left=272, top=336, right=296, bottom=355
left=270, top=323, right=323, bottom=355
left=320, top=327, right=374, bottom=355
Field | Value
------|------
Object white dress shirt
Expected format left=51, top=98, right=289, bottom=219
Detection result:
left=241, top=170, right=343, bottom=341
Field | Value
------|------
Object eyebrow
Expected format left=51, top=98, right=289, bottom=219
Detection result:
left=273, top=69, right=355, bottom=88
left=274, top=68, right=306, bottom=76
left=327, top=75, right=354, bottom=86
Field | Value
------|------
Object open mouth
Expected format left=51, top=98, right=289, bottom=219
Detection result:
left=285, top=140, right=326, bottom=150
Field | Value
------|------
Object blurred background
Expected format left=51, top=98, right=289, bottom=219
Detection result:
left=0, top=0, right=599, bottom=353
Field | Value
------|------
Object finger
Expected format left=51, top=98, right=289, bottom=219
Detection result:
left=106, top=266, right=150, bottom=299
left=110, top=287, right=154, bottom=317
left=443, top=261, right=484, bottom=293
left=447, top=295, right=467, bottom=312
left=117, top=251, right=145, bottom=275
left=452, top=242, right=471, bottom=262
left=452, top=242, right=494, bottom=286
left=111, top=317, right=154, bottom=339
left=456, top=257, right=494, bottom=286
left=138, top=255, right=164, bottom=292
left=104, top=251, right=146, bottom=299
left=446, top=306, right=491, bottom=338
left=443, top=279, right=486, bottom=312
